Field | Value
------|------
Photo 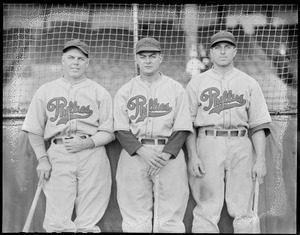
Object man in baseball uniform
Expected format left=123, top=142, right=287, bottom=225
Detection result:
left=185, top=31, right=272, bottom=233
left=113, top=37, right=193, bottom=233
left=22, top=39, right=114, bottom=232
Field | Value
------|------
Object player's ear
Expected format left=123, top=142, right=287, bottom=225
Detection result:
left=209, top=49, right=213, bottom=59
left=85, top=58, right=89, bottom=68
left=159, top=53, right=163, bottom=64
left=233, top=47, right=237, bottom=57
left=61, top=54, right=65, bottom=65
left=135, top=54, right=140, bottom=64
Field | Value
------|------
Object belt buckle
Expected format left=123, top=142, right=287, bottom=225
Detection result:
left=140, top=138, right=166, bottom=145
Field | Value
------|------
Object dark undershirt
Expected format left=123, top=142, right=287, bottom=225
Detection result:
left=249, top=123, right=271, bottom=138
left=115, top=130, right=190, bottom=159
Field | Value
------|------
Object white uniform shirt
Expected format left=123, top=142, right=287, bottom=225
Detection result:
left=114, top=73, right=193, bottom=138
left=22, top=77, right=114, bottom=140
left=186, top=67, right=272, bottom=129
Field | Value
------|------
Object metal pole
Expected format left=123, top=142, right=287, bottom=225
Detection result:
left=132, top=3, right=139, bottom=76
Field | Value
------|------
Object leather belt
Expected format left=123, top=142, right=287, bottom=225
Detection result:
left=201, top=129, right=247, bottom=137
left=52, top=135, right=90, bottom=144
left=139, top=138, right=167, bottom=145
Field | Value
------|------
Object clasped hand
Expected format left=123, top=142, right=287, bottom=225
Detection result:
left=137, top=146, right=171, bottom=176
left=63, top=135, right=91, bottom=153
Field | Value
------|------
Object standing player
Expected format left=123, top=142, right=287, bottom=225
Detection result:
left=113, top=37, right=193, bottom=232
left=185, top=31, right=272, bottom=233
left=22, top=39, right=114, bottom=232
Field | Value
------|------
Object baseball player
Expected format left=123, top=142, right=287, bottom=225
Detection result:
left=22, top=39, right=114, bottom=232
left=113, top=37, right=193, bottom=233
left=185, top=31, right=272, bottom=233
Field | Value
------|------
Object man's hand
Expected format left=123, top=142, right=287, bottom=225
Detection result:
left=136, top=146, right=166, bottom=169
left=37, top=156, right=52, bottom=185
left=63, top=136, right=94, bottom=153
left=147, top=152, right=172, bottom=176
left=188, top=156, right=205, bottom=177
left=252, top=159, right=267, bottom=184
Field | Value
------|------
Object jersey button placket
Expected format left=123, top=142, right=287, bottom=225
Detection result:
left=224, top=110, right=230, bottom=128
left=222, top=78, right=229, bottom=129
left=69, top=86, right=75, bottom=134
left=146, top=85, right=154, bottom=138
left=148, top=118, right=153, bottom=137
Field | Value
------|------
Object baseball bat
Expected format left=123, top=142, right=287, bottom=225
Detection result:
left=253, top=178, right=259, bottom=214
left=252, top=178, right=260, bottom=233
left=22, top=183, right=43, bottom=232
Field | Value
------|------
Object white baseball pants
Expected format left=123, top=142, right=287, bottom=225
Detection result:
left=189, top=129, right=259, bottom=233
left=42, top=142, right=112, bottom=232
left=116, top=143, right=189, bottom=233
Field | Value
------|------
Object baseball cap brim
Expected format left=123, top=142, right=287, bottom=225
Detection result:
left=136, top=47, right=161, bottom=54
left=211, top=39, right=236, bottom=47
left=63, top=45, right=89, bottom=57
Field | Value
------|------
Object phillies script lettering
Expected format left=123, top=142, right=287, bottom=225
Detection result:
left=201, top=87, right=246, bottom=114
left=127, top=95, right=172, bottom=123
left=47, top=97, right=93, bottom=125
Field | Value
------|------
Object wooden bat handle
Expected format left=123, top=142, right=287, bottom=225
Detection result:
left=22, top=184, right=43, bottom=232
left=253, top=178, right=259, bottom=214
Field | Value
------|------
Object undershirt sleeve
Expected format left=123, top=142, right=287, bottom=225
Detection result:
left=115, top=130, right=190, bottom=158
left=115, top=130, right=143, bottom=156
left=249, top=123, right=271, bottom=138
left=162, top=131, right=190, bottom=159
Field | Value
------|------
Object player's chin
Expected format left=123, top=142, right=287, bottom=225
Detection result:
left=143, top=68, right=158, bottom=75
left=217, top=61, right=231, bottom=67
left=70, top=72, right=84, bottom=78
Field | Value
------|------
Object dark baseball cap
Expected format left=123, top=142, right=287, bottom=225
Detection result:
left=136, top=37, right=162, bottom=54
left=210, top=31, right=236, bottom=48
left=62, top=39, right=89, bottom=57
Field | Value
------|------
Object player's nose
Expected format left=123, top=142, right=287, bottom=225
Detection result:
left=72, top=58, right=79, bottom=64
left=145, top=57, right=151, bottom=63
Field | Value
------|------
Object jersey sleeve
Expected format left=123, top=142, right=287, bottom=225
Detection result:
left=97, top=88, right=114, bottom=134
left=22, top=86, right=47, bottom=137
left=113, top=87, right=131, bottom=131
left=186, top=79, right=199, bottom=124
left=248, top=81, right=272, bottom=129
left=172, top=85, right=193, bottom=132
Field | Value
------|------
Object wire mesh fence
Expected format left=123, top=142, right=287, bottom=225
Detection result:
left=3, top=4, right=298, bottom=118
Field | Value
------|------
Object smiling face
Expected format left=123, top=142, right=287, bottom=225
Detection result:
left=62, top=48, right=89, bottom=81
left=210, top=42, right=236, bottom=68
left=136, top=51, right=162, bottom=76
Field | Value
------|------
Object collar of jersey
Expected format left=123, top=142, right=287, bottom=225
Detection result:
left=61, top=75, right=87, bottom=85
left=210, top=67, right=238, bottom=80
left=137, top=71, right=166, bottom=87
